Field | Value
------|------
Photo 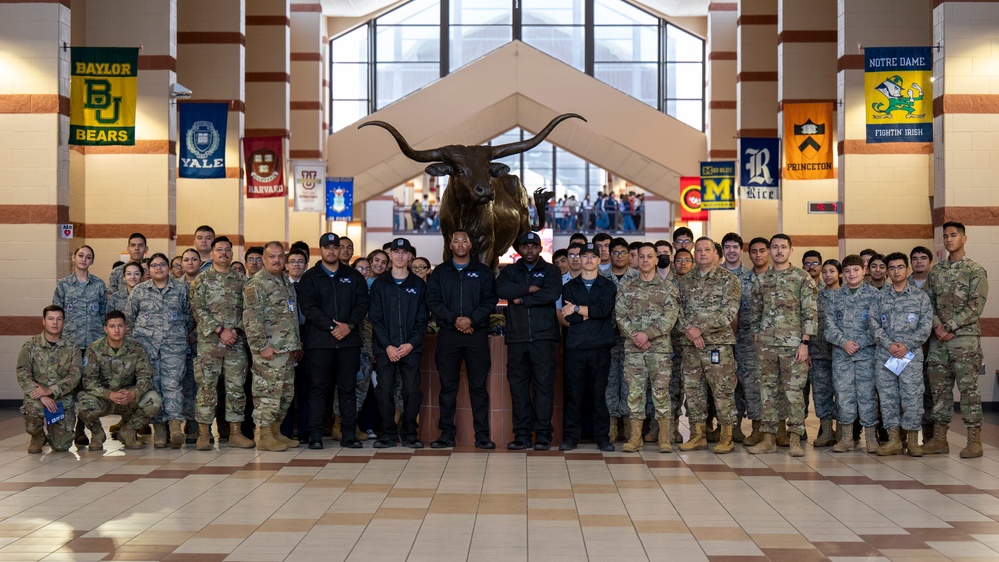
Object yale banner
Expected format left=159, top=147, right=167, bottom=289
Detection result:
left=70, top=47, right=138, bottom=146
left=700, top=162, right=736, bottom=211
left=179, top=103, right=228, bottom=179
left=740, top=138, right=780, bottom=201
left=326, top=178, right=354, bottom=221
left=679, top=176, right=708, bottom=221
left=243, top=136, right=285, bottom=198
left=865, top=46, right=932, bottom=143
left=783, top=102, right=834, bottom=180
left=292, top=161, right=326, bottom=213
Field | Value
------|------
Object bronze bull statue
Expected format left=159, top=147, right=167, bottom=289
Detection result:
left=359, top=113, right=586, bottom=270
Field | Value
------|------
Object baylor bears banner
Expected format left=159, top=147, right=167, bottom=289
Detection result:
left=70, top=47, right=138, bottom=145
left=783, top=102, right=834, bottom=180
left=243, top=136, right=285, bottom=198
left=865, top=47, right=932, bottom=143
left=179, top=103, right=228, bottom=179
left=679, top=176, right=708, bottom=221
left=699, top=162, right=736, bottom=211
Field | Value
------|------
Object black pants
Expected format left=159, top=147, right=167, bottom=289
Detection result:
left=374, top=352, right=422, bottom=441
left=436, top=329, right=491, bottom=442
left=280, top=358, right=311, bottom=438
left=307, top=347, right=361, bottom=440
left=563, top=346, right=611, bottom=444
left=507, top=340, right=557, bottom=441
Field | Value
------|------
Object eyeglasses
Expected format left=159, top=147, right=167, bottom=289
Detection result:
left=411, top=265, right=428, bottom=271
left=567, top=253, right=580, bottom=259
left=170, top=264, right=182, bottom=270
left=611, top=251, right=629, bottom=257
left=355, top=266, right=370, bottom=271
left=803, top=261, right=820, bottom=267
left=887, top=265, right=907, bottom=272
left=675, top=239, right=692, bottom=246
left=246, top=257, right=263, bottom=263
left=149, top=262, right=169, bottom=269
left=674, top=258, right=692, bottom=264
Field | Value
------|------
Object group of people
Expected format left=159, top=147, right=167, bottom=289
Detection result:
left=545, top=192, right=646, bottom=233
left=17, top=221, right=988, bottom=459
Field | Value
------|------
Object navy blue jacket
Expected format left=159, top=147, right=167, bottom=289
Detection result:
left=426, top=258, right=498, bottom=333
left=298, top=261, right=370, bottom=349
left=561, top=274, right=617, bottom=350
left=495, top=257, right=562, bottom=343
left=368, top=271, right=429, bottom=354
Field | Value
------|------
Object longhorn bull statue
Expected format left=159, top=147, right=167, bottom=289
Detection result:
left=359, top=113, right=587, bottom=270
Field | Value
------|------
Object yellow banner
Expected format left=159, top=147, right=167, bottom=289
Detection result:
left=70, top=47, right=138, bottom=145
left=783, top=102, right=834, bottom=180
left=865, top=47, right=932, bottom=143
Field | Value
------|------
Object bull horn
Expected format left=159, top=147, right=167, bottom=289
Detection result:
left=358, top=121, right=443, bottom=163
left=491, top=113, right=587, bottom=159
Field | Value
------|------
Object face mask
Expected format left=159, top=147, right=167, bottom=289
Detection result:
left=657, top=256, right=670, bottom=269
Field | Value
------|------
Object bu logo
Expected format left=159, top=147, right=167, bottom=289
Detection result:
left=744, top=148, right=773, bottom=185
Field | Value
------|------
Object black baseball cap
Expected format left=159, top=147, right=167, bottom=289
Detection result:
left=518, top=232, right=542, bottom=247
left=580, top=243, right=599, bottom=256
left=390, top=237, right=414, bottom=254
left=319, top=233, right=340, bottom=247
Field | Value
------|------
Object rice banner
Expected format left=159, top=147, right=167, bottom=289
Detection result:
left=70, top=47, right=138, bottom=146
left=292, top=161, right=326, bottom=213
left=865, top=46, right=932, bottom=143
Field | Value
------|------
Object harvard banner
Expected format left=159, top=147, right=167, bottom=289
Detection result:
left=70, top=47, right=138, bottom=146
left=740, top=138, right=780, bottom=201
left=179, top=103, right=228, bottom=179
left=679, top=176, right=708, bottom=221
left=700, top=162, right=736, bottom=211
left=783, top=103, right=834, bottom=180
left=865, top=47, right=932, bottom=143
left=243, top=137, right=285, bottom=198
left=326, top=177, right=354, bottom=221
left=292, top=161, right=326, bottom=213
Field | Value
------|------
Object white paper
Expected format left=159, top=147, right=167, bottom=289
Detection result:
left=884, top=351, right=915, bottom=376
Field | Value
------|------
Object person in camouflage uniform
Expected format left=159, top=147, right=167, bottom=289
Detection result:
left=107, top=233, right=148, bottom=296
left=126, top=253, right=194, bottom=449
left=16, top=306, right=82, bottom=453
left=601, top=237, right=639, bottom=442
left=825, top=254, right=881, bottom=453
left=78, top=311, right=163, bottom=451
left=806, top=253, right=837, bottom=447
left=615, top=243, right=680, bottom=453
left=925, top=222, right=990, bottom=458
left=677, top=238, right=741, bottom=454
left=746, top=234, right=817, bottom=457
left=870, top=253, right=933, bottom=457
left=907, top=246, right=934, bottom=442
left=189, top=237, right=254, bottom=451
left=243, top=242, right=303, bottom=452
left=108, top=262, right=144, bottom=316
left=736, top=237, right=769, bottom=446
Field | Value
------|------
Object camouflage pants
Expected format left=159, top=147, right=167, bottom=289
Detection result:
left=874, top=351, right=924, bottom=431
left=334, top=351, right=371, bottom=416
left=808, top=358, right=835, bottom=420
left=78, top=390, right=163, bottom=430
left=832, top=350, right=878, bottom=427
left=606, top=338, right=628, bottom=418
left=21, top=396, right=76, bottom=452
left=682, top=345, right=738, bottom=425
left=623, top=350, right=671, bottom=420
left=757, top=344, right=807, bottom=436
left=927, top=336, right=983, bottom=427
left=194, top=344, right=249, bottom=424
left=734, top=338, right=762, bottom=420
left=670, top=352, right=684, bottom=418
left=251, top=351, right=296, bottom=427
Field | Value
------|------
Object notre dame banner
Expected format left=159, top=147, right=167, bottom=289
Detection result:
left=70, top=47, right=138, bottom=146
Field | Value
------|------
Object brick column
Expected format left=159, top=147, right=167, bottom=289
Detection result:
left=705, top=2, right=738, bottom=239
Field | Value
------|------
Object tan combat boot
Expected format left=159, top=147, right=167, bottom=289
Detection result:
left=922, top=423, right=950, bottom=454
left=713, top=425, right=734, bottom=454
left=679, top=422, right=707, bottom=451
left=152, top=423, right=168, bottom=448
left=256, top=425, right=288, bottom=452
left=831, top=428, right=855, bottom=453
left=658, top=418, right=673, bottom=453
left=743, top=420, right=763, bottom=447
left=906, top=429, right=923, bottom=457
left=746, top=432, right=777, bottom=454
left=788, top=432, right=804, bottom=457
left=118, top=425, right=143, bottom=449
left=960, top=427, right=983, bottom=459
left=331, top=416, right=342, bottom=440
left=863, top=426, right=880, bottom=453
left=196, top=423, right=212, bottom=451
left=88, top=425, right=106, bottom=452
left=356, top=427, right=368, bottom=441
left=876, top=427, right=902, bottom=456
left=621, top=418, right=644, bottom=453
left=272, top=422, right=299, bottom=448
left=168, top=420, right=185, bottom=449
left=732, top=417, right=745, bottom=443
left=776, top=420, right=789, bottom=447
left=813, top=419, right=835, bottom=447
left=644, top=418, right=659, bottom=443
left=228, top=422, right=255, bottom=448
left=608, top=416, right=619, bottom=443
left=27, top=431, right=46, bottom=454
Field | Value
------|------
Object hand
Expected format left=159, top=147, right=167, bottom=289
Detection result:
left=512, top=298, right=522, bottom=305
left=29, top=384, right=52, bottom=400
left=561, top=301, right=576, bottom=318
left=795, top=343, right=809, bottom=364
left=292, top=349, right=304, bottom=362
left=40, top=396, right=57, bottom=414
left=220, top=328, right=237, bottom=346
left=844, top=341, right=860, bottom=355
left=187, top=332, right=197, bottom=345
left=889, top=342, right=909, bottom=359
left=331, top=321, right=351, bottom=340
left=386, top=345, right=400, bottom=362
left=455, top=317, right=473, bottom=333
left=528, top=285, right=540, bottom=293
left=691, top=335, right=705, bottom=350
left=805, top=355, right=813, bottom=369
left=260, top=346, right=276, bottom=360
left=685, top=326, right=703, bottom=341
left=934, top=325, right=954, bottom=342
left=632, top=332, right=650, bottom=349
left=398, top=343, right=414, bottom=358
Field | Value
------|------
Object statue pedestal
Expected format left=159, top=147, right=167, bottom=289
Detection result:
left=418, top=334, right=564, bottom=447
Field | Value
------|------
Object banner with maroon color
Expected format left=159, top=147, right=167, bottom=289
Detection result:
left=680, top=176, right=708, bottom=221
left=243, top=136, right=285, bottom=198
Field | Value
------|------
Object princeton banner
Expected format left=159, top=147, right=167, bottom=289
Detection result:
left=70, top=47, right=138, bottom=146
left=326, top=178, right=354, bottom=221
left=243, top=136, right=285, bottom=198
left=699, top=162, right=736, bottom=211
left=292, top=161, right=326, bottom=213
left=679, top=176, right=708, bottom=221
left=865, top=47, right=932, bottom=143
left=783, top=103, right=834, bottom=180
left=740, top=138, right=780, bottom=201
left=179, top=103, right=228, bottom=179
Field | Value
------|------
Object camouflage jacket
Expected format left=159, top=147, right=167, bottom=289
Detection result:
left=82, top=336, right=154, bottom=398
left=906, top=274, right=929, bottom=292
left=751, top=266, right=817, bottom=347
left=678, top=265, right=741, bottom=346
left=824, top=283, right=879, bottom=355
left=108, top=287, right=131, bottom=315
left=810, top=286, right=835, bottom=361
left=243, top=269, right=302, bottom=354
left=189, top=267, right=247, bottom=341
left=108, top=263, right=125, bottom=296
left=16, top=334, right=82, bottom=399
left=600, top=267, right=639, bottom=288
left=126, top=278, right=194, bottom=349
left=928, top=256, right=989, bottom=337
left=870, top=283, right=933, bottom=357
left=614, top=273, right=680, bottom=354
left=736, top=268, right=766, bottom=342
left=53, top=273, right=107, bottom=350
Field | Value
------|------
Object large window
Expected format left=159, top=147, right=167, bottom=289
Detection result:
left=331, top=0, right=705, bottom=132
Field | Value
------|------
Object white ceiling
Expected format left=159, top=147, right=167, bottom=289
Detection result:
left=319, top=0, right=710, bottom=19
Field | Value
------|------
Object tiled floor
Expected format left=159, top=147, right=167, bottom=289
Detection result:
left=1, top=413, right=999, bottom=561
